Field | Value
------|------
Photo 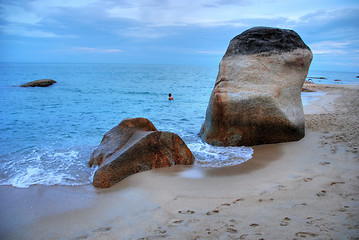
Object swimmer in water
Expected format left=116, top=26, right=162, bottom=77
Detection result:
left=168, top=93, right=174, bottom=100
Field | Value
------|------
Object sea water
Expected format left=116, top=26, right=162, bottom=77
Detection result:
left=0, top=63, right=357, bottom=188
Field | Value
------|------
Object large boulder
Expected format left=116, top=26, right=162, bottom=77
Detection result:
left=200, top=27, right=313, bottom=146
left=89, top=118, right=194, bottom=188
left=20, top=79, right=56, bottom=87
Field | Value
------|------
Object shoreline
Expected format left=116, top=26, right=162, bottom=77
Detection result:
left=1, top=84, right=358, bottom=239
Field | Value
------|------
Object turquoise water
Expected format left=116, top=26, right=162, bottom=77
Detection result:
left=0, top=63, right=357, bottom=188
left=306, top=70, right=359, bottom=85
left=0, top=63, right=252, bottom=187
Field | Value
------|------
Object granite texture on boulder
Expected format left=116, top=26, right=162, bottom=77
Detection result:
left=200, top=27, right=313, bottom=146
left=20, top=79, right=56, bottom=87
left=224, top=27, right=310, bottom=56
left=90, top=118, right=194, bottom=188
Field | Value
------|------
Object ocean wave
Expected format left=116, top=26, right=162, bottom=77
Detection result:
left=0, top=140, right=253, bottom=188
left=188, top=140, right=254, bottom=167
left=0, top=146, right=96, bottom=188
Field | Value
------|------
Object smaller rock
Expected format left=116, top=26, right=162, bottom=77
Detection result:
left=302, top=88, right=315, bottom=92
left=90, top=117, right=195, bottom=188
left=305, top=79, right=315, bottom=84
left=20, top=79, right=56, bottom=87
left=307, top=76, right=326, bottom=80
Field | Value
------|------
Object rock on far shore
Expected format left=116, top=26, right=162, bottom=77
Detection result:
left=200, top=26, right=313, bottom=146
left=89, top=118, right=195, bottom=188
left=20, top=79, right=56, bottom=87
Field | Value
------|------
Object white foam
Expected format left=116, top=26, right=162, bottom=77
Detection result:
left=53, top=150, right=80, bottom=160
left=11, top=167, right=42, bottom=188
left=188, top=140, right=254, bottom=168
left=1, top=140, right=253, bottom=188
left=0, top=147, right=94, bottom=188
left=89, top=166, right=98, bottom=182
left=301, top=91, right=327, bottom=106
left=179, top=167, right=205, bottom=179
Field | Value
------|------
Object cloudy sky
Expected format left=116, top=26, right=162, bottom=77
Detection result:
left=1, top=0, right=358, bottom=72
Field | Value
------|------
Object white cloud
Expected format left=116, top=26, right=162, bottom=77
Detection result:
left=0, top=1, right=93, bottom=38
left=118, top=27, right=169, bottom=39
left=106, top=0, right=253, bottom=27
left=309, top=41, right=352, bottom=55
left=1, top=5, right=41, bottom=25
left=312, top=49, right=347, bottom=55
left=196, top=50, right=225, bottom=55
left=31, top=0, right=99, bottom=10
left=68, top=47, right=123, bottom=53
left=104, top=0, right=330, bottom=27
left=0, top=25, right=61, bottom=38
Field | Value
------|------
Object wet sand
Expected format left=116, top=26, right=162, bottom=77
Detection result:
left=0, top=84, right=358, bottom=239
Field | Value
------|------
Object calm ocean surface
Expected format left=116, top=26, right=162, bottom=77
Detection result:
left=0, top=63, right=358, bottom=188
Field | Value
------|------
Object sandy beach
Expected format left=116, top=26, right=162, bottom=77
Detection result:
left=0, top=83, right=358, bottom=240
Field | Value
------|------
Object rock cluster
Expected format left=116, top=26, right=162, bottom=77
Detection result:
left=89, top=26, right=313, bottom=187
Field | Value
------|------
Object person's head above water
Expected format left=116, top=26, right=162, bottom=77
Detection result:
left=168, top=93, right=173, bottom=100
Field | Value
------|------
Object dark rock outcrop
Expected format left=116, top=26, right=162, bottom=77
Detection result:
left=200, top=27, right=313, bottom=146
left=20, top=79, right=56, bottom=87
left=90, top=118, right=194, bottom=188
left=224, top=26, right=311, bottom=57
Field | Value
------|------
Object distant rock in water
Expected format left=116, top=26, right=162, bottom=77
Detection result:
left=302, top=87, right=315, bottom=92
left=20, top=79, right=56, bottom=87
left=305, top=79, right=315, bottom=84
left=200, top=26, right=313, bottom=146
left=89, top=117, right=194, bottom=188
left=307, top=76, right=326, bottom=79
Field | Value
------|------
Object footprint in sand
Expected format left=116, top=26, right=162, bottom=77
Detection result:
left=330, top=181, right=345, bottom=186
left=221, top=203, right=231, bottom=206
left=93, top=227, right=111, bottom=233
left=75, top=226, right=112, bottom=239
left=303, top=177, right=313, bottom=182
left=226, top=227, right=238, bottom=234
left=233, top=198, right=244, bottom=203
left=292, top=202, right=307, bottom=208
left=258, top=198, right=274, bottom=202
left=338, top=206, right=349, bottom=213
left=295, top=231, right=318, bottom=238
left=239, top=234, right=248, bottom=239
left=209, top=198, right=244, bottom=216
left=74, top=234, right=89, bottom=239
left=168, top=219, right=184, bottom=228
left=207, top=209, right=220, bottom=215
left=224, top=221, right=238, bottom=234
left=280, top=217, right=291, bottom=226
left=319, top=161, right=331, bottom=165
left=178, top=210, right=195, bottom=214
left=154, top=227, right=167, bottom=234
left=316, top=190, right=327, bottom=197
